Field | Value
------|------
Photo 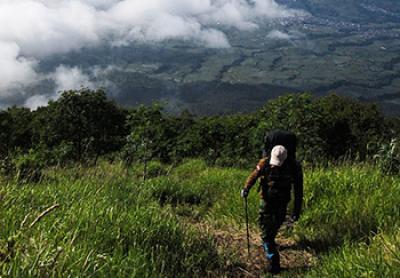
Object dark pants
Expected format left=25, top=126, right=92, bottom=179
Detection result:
left=258, top=199, right=288, bottom=264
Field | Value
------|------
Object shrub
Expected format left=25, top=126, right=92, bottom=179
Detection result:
left=0, top=157, right=13, bottom=178
left=131, top=160, right=166, bottom=179
left=172, top=159, right=208, bottom=180
left=373, top=138, right=400, bottom=175
left=148, top=178, right=211, bottom=206
left=12, top=150, right=45, bottom=183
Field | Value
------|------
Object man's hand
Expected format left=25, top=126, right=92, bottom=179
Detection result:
left=241, top=188, right=249, bottom=198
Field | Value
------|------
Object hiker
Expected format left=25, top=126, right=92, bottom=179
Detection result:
left=241, top=131, right=303, bottom=274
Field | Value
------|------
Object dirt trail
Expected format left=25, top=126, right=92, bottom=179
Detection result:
left=195, top=222, right=317, bottom=277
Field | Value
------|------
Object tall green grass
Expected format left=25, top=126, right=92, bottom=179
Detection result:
left=295, top=165, right=400, bottom=250
left=144, top=159, right=263, bottom=229
left=0, top=161, right=220, bottom=277
left=305, top=230, right=400, bottom=277
left=1, top=159, right=400, bottom=277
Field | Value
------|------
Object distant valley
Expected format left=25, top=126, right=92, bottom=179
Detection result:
left=21, top=0, right=400, bottom=115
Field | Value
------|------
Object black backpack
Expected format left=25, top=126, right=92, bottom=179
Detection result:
left=261, top=130, right=297, bottom=201
left=260, top=162, right=293, bottom=202
left=264, top=130, right=297, bottom=161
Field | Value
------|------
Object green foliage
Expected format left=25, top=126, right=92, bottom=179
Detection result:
left=0, top=111, right=12, bottom=158
left=2, top=88, right=400, bottom=276
left=0, top=107, right=33, bottom=158
left=1, top=160, right=400, bottom=276
left=146, top=160, right=214, bottom=207
left=145, top=159, right=256, bottom=224
left=257, top=93, right=326, bottom=162
left=373, top=138, right=400, bottom=175
left=123, top=103, right=166, bottom=165
left=49, top=142, right=76, bottom=166
left=148, top=178, right=208, bottom=206
left=11, top=150, right=45, bottom=183
left=294, top=165, right=400, bottom=250
left=316, top=94, right=386, bottom=160
left=130, top=160, right=166, bottom=179
left=33, top=88, right=127, bottom=163
left=2, top=90, right=398, bottom=167
left=0, top=162, right=220, bottom=277
left=306, top=231, right=400, bottom=277
left=256, top=93, right=389, bottom=162
left=123, top=105, right=258, bottom=166
left=171, top=159, right=208, bottom=180
left=0, top=157, right=13, bottom=179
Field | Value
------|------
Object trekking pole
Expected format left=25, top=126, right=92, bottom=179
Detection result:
left=244, top=197, right=250, bottom=258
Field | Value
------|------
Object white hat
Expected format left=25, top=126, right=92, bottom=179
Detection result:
left=270, top=145, right=287, bottom=166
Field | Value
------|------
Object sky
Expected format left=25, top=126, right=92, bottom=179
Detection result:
left=0, top=0, right=303, bottom=109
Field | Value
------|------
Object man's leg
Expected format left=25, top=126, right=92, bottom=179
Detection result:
left=259, top=200, right=288, bottom=273
left=270, top=201, right=288, bottom=272
left=259, top=200, right=280, bottom=272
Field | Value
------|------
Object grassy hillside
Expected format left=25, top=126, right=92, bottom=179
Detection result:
left=1, top=160, right=399, bottom=277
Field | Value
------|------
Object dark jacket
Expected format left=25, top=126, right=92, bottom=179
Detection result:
left=244, top=158, right=303, bottom=217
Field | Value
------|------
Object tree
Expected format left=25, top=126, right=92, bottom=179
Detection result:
left=0, top=110, right=12, bottom=158
left=257, top=94, right=326, bottom=162
left=33, top=88, right=127, bottom=163
left=0, top=107, right=33, bottom=157
left=317, top=94, right=385, bottom=159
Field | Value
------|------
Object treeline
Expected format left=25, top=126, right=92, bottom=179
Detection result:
left=1, top=89, right=399, bottom=179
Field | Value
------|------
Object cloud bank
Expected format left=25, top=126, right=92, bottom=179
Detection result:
left=0, top=0, right=303, bottom=108
left=24, top=65, right=95, bottom=109
left=267, top=30, right=292, bottom=40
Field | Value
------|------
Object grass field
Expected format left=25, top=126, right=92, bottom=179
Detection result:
left=1, top=159, right=399, bottom=277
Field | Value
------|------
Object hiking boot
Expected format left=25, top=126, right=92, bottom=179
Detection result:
left=267, top=255, right=281, bottom=274
left=263, top=242, right=281, bottom=274
left=267, top=264, right=281, bottom=274
left=262, top=242, right=276, bottom=260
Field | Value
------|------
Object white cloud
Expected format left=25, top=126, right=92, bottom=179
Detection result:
left=0, top=42, right=38, bottom=93
left=52, top=65, right=94, bottom=92
left=24, top=94, right=51, bottom=110
left=24, top=65, right=95, bottom=110
left=0, top=0, right=303, bottom=106
left=0, top=0, right=101, bottom=58
left=267, top=30, right=292, bottom=40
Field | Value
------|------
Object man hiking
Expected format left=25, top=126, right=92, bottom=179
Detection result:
left=241, top=130, right=303, bottom=274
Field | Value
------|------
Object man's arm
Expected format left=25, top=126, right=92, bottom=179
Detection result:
left=293, top=161, right=303, bottom=220
left=243, top=159, right=268, bottom=192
